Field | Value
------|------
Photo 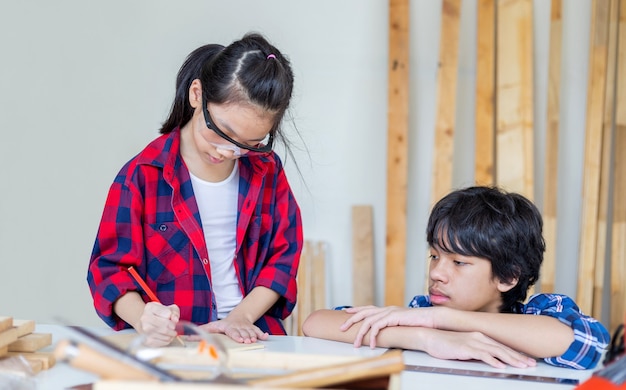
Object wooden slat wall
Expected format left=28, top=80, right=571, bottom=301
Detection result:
left=577, top=0, right=612, bottom=316
left=541, top=0, right=563, bottom=294
left=475, top=0, right=496, bottom=186
left=384, top=0, right=410, bottom=306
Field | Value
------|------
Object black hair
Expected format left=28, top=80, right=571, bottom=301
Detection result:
left=160, top=33, right=294, bottom=136
left=426, top=186, right=545, bottom=312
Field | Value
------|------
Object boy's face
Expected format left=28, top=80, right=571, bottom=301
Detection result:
left=428, top=245, right=515, bottom=313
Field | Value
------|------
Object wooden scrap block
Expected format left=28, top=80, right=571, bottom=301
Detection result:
left=0, top=328, right=19, bottom=348
left=12, top=319, right=35, bottom=338
left=0, top=317, right=12, bottom=332
left=0, top=346, right=7, bottom=357
left=8, top=333, right=52, bottom=352
left=6, top=351, right=56, bottom=369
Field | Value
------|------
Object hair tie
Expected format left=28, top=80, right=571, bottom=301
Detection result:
left=266, top=54, right=276, bottom=60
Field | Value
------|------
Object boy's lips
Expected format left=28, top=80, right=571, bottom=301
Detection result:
left=429, top=288, right=450, bottom=304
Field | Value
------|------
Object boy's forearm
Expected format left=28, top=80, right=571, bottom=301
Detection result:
left=435, top=308, right=574, bottom=358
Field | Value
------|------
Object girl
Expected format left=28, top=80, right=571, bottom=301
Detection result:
left=88, top=33, right=303, bottom=347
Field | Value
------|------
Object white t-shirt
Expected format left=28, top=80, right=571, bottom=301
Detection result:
left=189, top=164, right=243, bottom=319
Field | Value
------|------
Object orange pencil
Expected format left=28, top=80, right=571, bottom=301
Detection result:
left=127, top=266, right=185, bottom=347
left=127, top=266, right=159, bottom=302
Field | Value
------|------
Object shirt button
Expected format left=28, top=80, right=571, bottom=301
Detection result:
left=159, top=224, right=167, bottom=231
left=202, top=258, right=209, bottom=265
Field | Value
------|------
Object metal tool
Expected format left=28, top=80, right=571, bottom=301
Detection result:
left=403, top=364, right=580, bottom=385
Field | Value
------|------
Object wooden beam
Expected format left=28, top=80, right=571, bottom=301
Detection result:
left=541, top=0, right=563, bottom=294
left=577, top=0, right=611, bottom=315
left=385, top=0, right=410, bottom=306
left=353, top=205, right=375, bottom=307
left=475, top=0, right=496, bottom=186
left=495, top=0, right=534, bottom=199
left=610, top=0, right=626, bottom=333
left=594, top=0, right=620, bottom=320
left=432, top=0, right=462, bottom=202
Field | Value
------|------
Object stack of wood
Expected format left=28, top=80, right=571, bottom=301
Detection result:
left=0, top=316, right=55, bottom=374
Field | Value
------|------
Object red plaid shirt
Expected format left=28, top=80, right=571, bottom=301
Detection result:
left=87, top=129, right=303, bottom=334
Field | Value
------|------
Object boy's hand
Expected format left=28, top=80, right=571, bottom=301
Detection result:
left=200, top=315, right=268, bottom=344
left=340, top=306, right=436, bottom=348
left=422, top=329, right=537, bottom=369
left=138, top=302, right=180, bottom=347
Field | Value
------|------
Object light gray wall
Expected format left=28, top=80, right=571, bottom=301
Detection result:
left=0, top=0, right=596, bottom=328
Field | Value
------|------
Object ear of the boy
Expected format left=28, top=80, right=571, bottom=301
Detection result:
left=497, top=277, right=519, bottom=293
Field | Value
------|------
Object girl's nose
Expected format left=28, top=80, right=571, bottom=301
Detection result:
left=429, top=259, right=449, bottom=283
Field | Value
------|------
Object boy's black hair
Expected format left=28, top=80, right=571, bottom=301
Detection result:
left=426, top=186, right=545, bottom=312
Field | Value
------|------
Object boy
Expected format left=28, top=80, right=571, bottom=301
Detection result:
left=302, top=186, right=609, bottom=370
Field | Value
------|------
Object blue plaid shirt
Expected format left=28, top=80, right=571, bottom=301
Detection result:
left=410, top=293, right=610, bottom=370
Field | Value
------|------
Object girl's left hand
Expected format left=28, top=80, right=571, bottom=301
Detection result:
left=200, top=315, right=269, bottom=344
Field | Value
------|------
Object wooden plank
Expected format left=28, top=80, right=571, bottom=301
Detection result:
left=385, top=0, right=410, bottom=306
left=8, top=332, right=52, bottom=352
left=0, top=327, right=18, bottom=348
left=13, top=319, right=36, bottom=338
left=6, top=351, right=56, bottom=369
left=296, top=241, right=312, bottom=336
left=496, top=0, right=534, bottom=198
left=432, top=0, right=462, bottom=202
left=541, top=0, right=563, bottom=294
left=610, top=0, right=626, bottom=333
left=0, top=316, right=12, bottom=332
left=577, top=0, right=611, bottom=315
left=352, top=205, right=375, bottom=307
left=475, top=0, right=496, bottom=186
left=311, top=242, right=326, bottom=312
left=593, top=0, right=620, bottom=319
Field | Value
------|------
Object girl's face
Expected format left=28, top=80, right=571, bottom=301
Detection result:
left=185, top=79, right=274, bottom=166
left=427, top=245, right=516, bottom=313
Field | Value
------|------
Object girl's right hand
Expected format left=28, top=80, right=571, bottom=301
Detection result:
left=138, top=302, right=180, bottom=347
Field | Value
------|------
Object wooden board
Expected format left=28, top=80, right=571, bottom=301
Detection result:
left=610, top=0, right=626, bottom=333
left=311, top=242, right=326, bottom=312
left=103, top=332, right=264, bottom=354
left=13, top=319, right=36, bottom=338
left=385, top=0, right=410, bottom=306
left=541, top=0, right=563, bottom=294
left=352, top=205, right=374, bottom=307
left=432, top=0, right=461, bottom=202
left=495, top=0, right=534, bottom=198
left=296, top=241, right=312, bottom=336
left=8, top=332, right=52, bottom=352
left=475, top=0, right=496, bottom=186
left=576, top=0, right=611, bottom=315
left=0, top=327, right=18, bottom=348
left=0, top=317, right=12, bottom=332
left=593, top=0, right=620, bottom=320
left=6, top=351, right=56, bottom=369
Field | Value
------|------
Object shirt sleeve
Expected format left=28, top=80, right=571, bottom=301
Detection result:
left=523, top=294, right=610, bottom=369
left=87, top=165, right=146, bottom=330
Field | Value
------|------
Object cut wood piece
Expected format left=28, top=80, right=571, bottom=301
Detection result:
left=0, top=346, right=7, bottom=357
left=541, top=0, right=563, bottom=294
left=8, top=332, right=52, bottom=352
left=0, top=317, right=12, bottom=332
left=577, top=0, right=611, bottom=315
left=296, top=241, right=312, bottom=336
left=6, top=351, right=56, bottom=369
left=432, top=0, right=461, bottom=202
left=610, top=0, right=626, bottom=333
left=385, top=0, right=410, bottom=306
left=248, top=349, right=404, bottom=388
left=12, top=319, right=36, bottom=338
left=353, top=205, right=374, bottom=307
left=475, top=0, right=496, bottom=186
left=496, top=0, right=534, bottom=198
left=0, top=327, right=19, bottom=348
